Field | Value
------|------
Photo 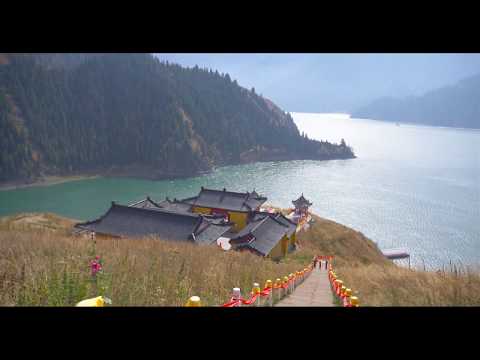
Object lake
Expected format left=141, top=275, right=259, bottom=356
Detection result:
left=1, top=113, right=479, bottom=269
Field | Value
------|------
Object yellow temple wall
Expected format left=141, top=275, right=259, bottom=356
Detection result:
left=228, top=211, right=248, bottom=232
left=268, top=239, right=284, bottom=259
left=191, top=206, right=212, bottom=215
left=290, top=231, right=296, bottom=246
left=191, top=206, right=247, bottom=232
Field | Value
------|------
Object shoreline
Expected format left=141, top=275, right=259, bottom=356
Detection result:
left=0, top=175, right=100, bottom=191
left=0, top=154, right=356, bottom=192
left=351, top=116, right=480, bottom=131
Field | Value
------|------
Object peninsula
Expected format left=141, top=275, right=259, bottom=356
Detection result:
left=0, top=53, right=354, bottom=186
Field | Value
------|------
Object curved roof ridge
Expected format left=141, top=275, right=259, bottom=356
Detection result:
left=292, top=193, right=312, bottom=206
left=146, top=197, right=165, bottom=208
left=269, top=215, right=290, bottom=228
left=194, top=217, right=232, bottom=236
left=75, top=201, right=117, bottom=228
left=189, top=187, right=267, bottom=212
left=250, top=215, right=271, bottom=234
left=128, top=196, right=165, bottom=210
left=274, top=212, right=297, bottom=226
left=191, top=216, right=206, bottom=235
left=114, top=202, right=201, bottom=218
left=128, top=198, right=149, bottom=207
left=201, top=187, right=261, bottom=198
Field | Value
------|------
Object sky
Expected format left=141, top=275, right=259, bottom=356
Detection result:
left=154, top=53, right=480, bottom=113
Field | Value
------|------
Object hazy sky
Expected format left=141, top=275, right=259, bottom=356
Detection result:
left=155, top=53, right=480, bottom=113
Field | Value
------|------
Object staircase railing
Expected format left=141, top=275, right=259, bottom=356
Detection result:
left=185, top=255, right=360, bottom=307
left=327, top=259, right=360, bottom=307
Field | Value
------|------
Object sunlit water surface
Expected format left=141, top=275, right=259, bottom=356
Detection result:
left=1, top=113, right=478, bottom=269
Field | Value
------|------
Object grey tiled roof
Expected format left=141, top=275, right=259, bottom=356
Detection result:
left=194, top=223, right=232, bottom=245
left=230, top=211, right=296, bottom=256
left=270, top=213, right=297, bottom=237
left=128, top=197, right=163, bottom=210
left=292, top=193, right=312, bottom=207
left=244, top=196, right=266, bottom=210
left=246, top=217, right=289, bottom=256
left=249, top=211, right=297, bottom=237
left=129, top=197, right=194, bottom=214
left=187, top=187, right=267, bottom=212
left=74, top=203, right=231, bottom=244
left=155, top=198, right=193, bottom=213
left=233, top=217, right=267, bottom=238
left=75, top=203, right=201, bottom=241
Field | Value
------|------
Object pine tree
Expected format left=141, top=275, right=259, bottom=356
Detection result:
left=0, top=53, right=354, bottom=182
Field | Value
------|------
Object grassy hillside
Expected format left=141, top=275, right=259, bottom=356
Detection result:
left=1, top=212, right=479, bottom=306
left=294, top=215, right=480, bottom=306
left=0, top=214, right=308, bottom=306
left=0, top=212, right=78, bottom=234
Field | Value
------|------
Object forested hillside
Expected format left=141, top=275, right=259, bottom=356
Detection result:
left=0, top=53, right=354, bottom=183
left=353, top=74, right=480, bottom=129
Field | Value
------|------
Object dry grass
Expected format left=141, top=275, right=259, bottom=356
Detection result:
left=0, top=224, right=309, bottom=306
left=295, top=215, right=480, bottom=306
left=294, top=215, right=389, bottom=266
left=334, top=263, right=480, bottom=306
left=2, top=212, right=479, bottom=306
left=0, top=212, right=78, bottom=235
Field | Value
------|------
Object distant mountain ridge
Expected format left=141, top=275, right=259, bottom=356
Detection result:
left=0, top=53, right=354, bottom=183
left=353, top=74, right=480, bottom=129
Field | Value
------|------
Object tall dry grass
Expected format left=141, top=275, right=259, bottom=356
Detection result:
left=0, top=228, right=309, bottom=306
left=2, top=211, right=479, bottom=306
left=0, top=212, right=77, bottom=235
left=333, top=263, right=480, bottom=306
left=294, top=215, right=480, bottom=306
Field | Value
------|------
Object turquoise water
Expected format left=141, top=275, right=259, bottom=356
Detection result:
left=1, top=113, right=479, bottom=269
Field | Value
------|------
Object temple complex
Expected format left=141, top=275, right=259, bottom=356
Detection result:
left=74, top=188, right=312, bottom=259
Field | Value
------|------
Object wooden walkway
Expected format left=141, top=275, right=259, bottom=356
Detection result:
left=275, top=265, right=334, bottom=307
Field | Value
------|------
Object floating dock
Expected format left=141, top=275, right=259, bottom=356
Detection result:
left=382, top=248, right=411, bottom=267
left=382, top=248, right=410, bottom=260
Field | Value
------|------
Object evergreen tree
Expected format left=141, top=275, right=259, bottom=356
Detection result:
left=0, top=53, right=355, bottom=183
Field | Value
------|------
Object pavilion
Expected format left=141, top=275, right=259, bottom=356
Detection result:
left=292, top=193, right=312, bottom=216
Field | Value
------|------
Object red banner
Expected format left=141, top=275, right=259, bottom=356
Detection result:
left=260, top=288, right=271, bottom=296
left=222, top=298, right=241, bottom=307
left=242, top=294, right=259, bottom=305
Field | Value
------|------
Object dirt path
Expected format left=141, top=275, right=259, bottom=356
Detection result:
left=275, top=265, right=334, bottom=307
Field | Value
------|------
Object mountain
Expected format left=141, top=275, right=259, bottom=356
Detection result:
left=353, top=74, right=480, bottom=129
left=26, top=53, right=103, bottom=70
left=0, top=53, right=354, bottom=183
